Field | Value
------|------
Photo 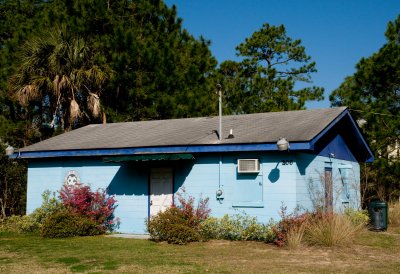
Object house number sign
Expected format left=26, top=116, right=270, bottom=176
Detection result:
left=281, top=160, right=293, bottom=165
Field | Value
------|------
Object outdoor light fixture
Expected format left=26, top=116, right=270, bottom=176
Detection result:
left=5, top=145, right=14, bottom=156
left=277, top=138, right=289, bottom=151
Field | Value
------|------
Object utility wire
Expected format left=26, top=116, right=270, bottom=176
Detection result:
left=349, top=108, right=400, bottom=117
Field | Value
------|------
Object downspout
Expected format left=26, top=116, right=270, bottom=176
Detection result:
left=217, top=154, right=223, bottom=203
left=216, top=84, right=224, bottom=202
left=219, top=154, right=222, bottom=189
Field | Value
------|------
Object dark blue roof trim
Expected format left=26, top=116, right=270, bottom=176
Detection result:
left=310, top=109, right=374, bottom=163
left=345, top=111, right=374, bottom=162
left=310, top=109, right=348, bottom=149
left=13, top=142, right=311, bottom=159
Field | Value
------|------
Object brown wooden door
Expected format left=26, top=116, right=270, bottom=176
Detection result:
left=325, top=167, right=333, bottom=213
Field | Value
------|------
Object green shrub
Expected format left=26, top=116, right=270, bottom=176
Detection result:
left=199, top=214, right=275, bottom=242
left=344, top=208, right=369, bottom=227
left=31, top=190, right=64, bottom=225
left=147, top=191, right=210, bottom=244
left=0, top=191, right=64, bottom=234
left=41, top=210, right=102, bottom=238
left=147, top=207, right=201, bottom=244
left=216, top=214, right=242, bottom=240
left=3, top=215, right=39, bottom=233
left=166, top=224, right=200, bottom=245
left=198, top=217, right=219, bottom=240
left=0, top=219, right=5, bottom=232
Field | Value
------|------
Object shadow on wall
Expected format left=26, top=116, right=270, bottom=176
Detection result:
left=107, top=161, right=193, bottom=196
left=107, top=163, right=147, bottom=196
left=173, top=161, right=193, bottom=193
left=268, top=163, right=280, bottom=183
left=296, top=153, right=316, bottom=176
left=266, top=153, right=315, bottom=183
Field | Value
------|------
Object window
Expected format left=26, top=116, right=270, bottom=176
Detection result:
left=237, top=159, right=260, bottom=173
left=339, top=165, right=353, bottom=201
left=233, top=159, right=263, bottom=207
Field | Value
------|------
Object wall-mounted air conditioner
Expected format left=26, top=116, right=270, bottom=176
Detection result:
left=237, top=159, right=260, bottom=173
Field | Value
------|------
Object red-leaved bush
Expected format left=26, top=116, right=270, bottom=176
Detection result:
left=272, top=204, right=309, bottom=247
left=147, top=188, right=211, bottom=244
left=59, top=184, right=119, bottom=232
left=174, top=187, right=211, bottom=227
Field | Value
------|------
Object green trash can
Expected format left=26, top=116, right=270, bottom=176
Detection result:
left=368, top=200, right=388, bottom=231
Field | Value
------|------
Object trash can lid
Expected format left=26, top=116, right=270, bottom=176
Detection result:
left=369, top=201, right=387, bottom=208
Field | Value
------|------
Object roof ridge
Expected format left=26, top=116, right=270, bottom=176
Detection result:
left=83, top=106, right=348, bottom=127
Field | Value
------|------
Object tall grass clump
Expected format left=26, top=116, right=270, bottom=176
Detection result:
left=304, top=213, right=363, bottom=247
left=286, top=223, right=306, bottom=249
left=388, top=202, right=400, bottom=228
left=271, top=204, right=309, bottom=247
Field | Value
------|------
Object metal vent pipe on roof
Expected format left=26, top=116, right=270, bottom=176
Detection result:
left=217, top=84, right=222, bottom=141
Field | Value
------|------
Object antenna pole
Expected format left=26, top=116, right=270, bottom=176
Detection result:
left=217, top=84, right=222, bottom=141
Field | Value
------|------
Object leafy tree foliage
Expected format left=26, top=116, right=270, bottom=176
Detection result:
left=0, top=0, right=47, bottom=147
left=96, top=1, right=217, bottom=121
left=217, top=23, right=324, bottom=114
left=2, top=0, right=218, bottom=143
left=0, top=0, right=44, bottom=93
left=0, top=144, right=26, bottom=218
left=9, top=29, right=113, bottom=131
left=0, top=1, right=327, bottom=216
left=330, top=15, right=400, bottom=202
left=0, top=0, right=218, bottom=217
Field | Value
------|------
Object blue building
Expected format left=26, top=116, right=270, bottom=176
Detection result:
left=16, top=107, right=373, bottom=233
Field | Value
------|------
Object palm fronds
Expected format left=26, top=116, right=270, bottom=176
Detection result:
left=69, top=99, right=81, bottom=124
left=9, top=28, right=112, bottom=130
left=87, top=92, right=101, bottom=118
left=15, top=85, right=39, bottom=106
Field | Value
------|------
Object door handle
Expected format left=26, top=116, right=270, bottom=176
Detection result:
left=150, top=200, right=153, bottom=205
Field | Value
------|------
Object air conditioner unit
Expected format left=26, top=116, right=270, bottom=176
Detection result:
left=238, top=159, right=260, bottom=173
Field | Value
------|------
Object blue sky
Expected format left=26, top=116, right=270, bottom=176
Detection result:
left=164, top=0, right=400, bottom=109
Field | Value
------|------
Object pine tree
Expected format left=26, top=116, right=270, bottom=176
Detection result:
left=217, top=23, right=324, bottom=114
left=330, top=15, right=400, bottom=201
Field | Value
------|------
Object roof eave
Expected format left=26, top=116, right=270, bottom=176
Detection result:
left=14, top=142, right=312, bottom=159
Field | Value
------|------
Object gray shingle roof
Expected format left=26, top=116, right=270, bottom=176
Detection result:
left=20, top=107, right=348, bottom=152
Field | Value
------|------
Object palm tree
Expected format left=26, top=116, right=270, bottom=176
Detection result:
left=9, top=29, right=112, bottom=132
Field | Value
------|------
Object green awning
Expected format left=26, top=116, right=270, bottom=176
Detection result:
left=103, top=153, right=194, bottom=163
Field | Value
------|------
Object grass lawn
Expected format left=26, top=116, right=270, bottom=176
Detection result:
left=0, top=230, right=399, bottom=273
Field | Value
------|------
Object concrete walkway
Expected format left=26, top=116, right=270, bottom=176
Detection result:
left=106, top=234, right=150, bottom=239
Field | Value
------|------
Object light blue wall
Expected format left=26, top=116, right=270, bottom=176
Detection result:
left=27, top=150, right=360, bottom=233
left=27, top=159, right=149, bottom=233
left=173, top=153, right=300, bottom=223
left=295, top=153, right=361, bottom=212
